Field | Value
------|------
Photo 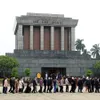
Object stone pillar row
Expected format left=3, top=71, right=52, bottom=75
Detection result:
left=16, top=25, right=75, bottom=51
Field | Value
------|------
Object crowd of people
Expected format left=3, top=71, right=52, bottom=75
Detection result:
left=2, top=74, right=100, bottom=94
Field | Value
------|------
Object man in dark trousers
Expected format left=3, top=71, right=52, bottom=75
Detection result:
left=12, top=77, right=15, bottom=93
left=47, top=77, right=53, bottom=93
left=39, top=77, right=43, bottom=93
left=70, top=77, right=76, bottom=93
left=2, top=77, right=5, bottom=93
left=85, top=77, right=91, bottom=93
left=91, top=78, right=95, bottom=92
left=25, top=81, right=31, bottom=93
left=77, top=77, right=83, bottom=93
left=9, top=77, right=15, bottom=93
left=94, top=78, right=99, bottom=93
left=32, top=78, right=37, bottom=93
left=47, top=77, right=51, bottom=93
left=43, top=78, right=47, bottom=92
left=49, top=77, right=53, bottom=93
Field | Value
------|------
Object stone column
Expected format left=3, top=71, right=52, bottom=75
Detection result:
left=61, top=26, right=64, bottom=50
left=40, top=26, right=44, bottom=50
left=30, top=26, right=33, bottom=50
left=51, top=26, right=54, bottom=50
left=16, top=25, right=23, bottom=49
left=15, top=35, right=17, bottom=49
left=71, top=27, right=75, bottom=51
left=69, top=28, right=71, bottom=51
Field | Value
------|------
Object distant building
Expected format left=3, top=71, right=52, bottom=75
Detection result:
left=6, top=13, right=95, bottom=77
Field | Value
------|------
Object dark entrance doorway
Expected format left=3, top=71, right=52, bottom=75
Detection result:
left=41, top=67, right=66, bottom=78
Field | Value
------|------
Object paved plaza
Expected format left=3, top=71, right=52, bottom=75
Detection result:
left=0, top=91, right=100, bottom=100
left=0, top=87, right=100, bottom=100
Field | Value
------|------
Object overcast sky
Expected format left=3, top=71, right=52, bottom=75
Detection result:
left=0, top=0, right=100, bottom=55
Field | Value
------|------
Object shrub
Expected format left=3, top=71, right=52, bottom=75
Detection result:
left=24, top=68, right=31, bottom=77
left=85, top=69, right=93, bottom=77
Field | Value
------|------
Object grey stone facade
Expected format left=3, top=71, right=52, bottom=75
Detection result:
left=6, top=50, right=96, bottom=77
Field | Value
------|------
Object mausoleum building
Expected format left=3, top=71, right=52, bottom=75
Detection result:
left=6, top=13, right=95, bottom=77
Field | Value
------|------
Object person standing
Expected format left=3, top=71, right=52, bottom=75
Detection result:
left=65, top=77, right=69, bottom=92
left=94, top=78, right=99, bottom=93
left=49, top=77, right=53, bottom=93
left=3, top=77, right=8, bottom=94
left=70, top=77, right=76, bottom=93
left=9, top=77, right=13, bottom=93
left=77, top=77, right=83, bottom=93
left=24, top=81, right=31, bottom=93
left=39, top=77, right=43, bottom=93
left=2, top=77, right=5, bottom=93
left=43, top=78, right=47, bottom=92
left=12, top=77, right=15, bottom=93
left=56, top=79, right=59, bottom=92
left=19, top=78, right=24, bottom=93
left=91, top=78, right=94, bottom=92
left=32, top=77, right=37, bottom=93
left=47, top=77, right=50, bottom=93
left=15, top=78, right=19, bottom=93
left=53, top=78, right=56, bottom=93
left=60, top=77, right=64, bottom=93
left=85, top=77, right=91, bottom=93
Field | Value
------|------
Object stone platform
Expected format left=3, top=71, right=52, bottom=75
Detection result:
left=6, top=50, right=95, bottom=77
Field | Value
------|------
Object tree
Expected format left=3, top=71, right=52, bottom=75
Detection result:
left=24, top=68, right=31, bottom=77
left=0, top=56, right=19, bottom=77
left=82, top=49, right=91, bottom=59
left=11, top=67, right=18, bottom=78
left=90, top=44, right=100, bottom=59
left=82, top=49, right=90, bottom=55
left=75, top=39, right=85, bottom=52
left=85, top=69, right=93, bottom=77
left=93, top=61, right=100, bottom=76
left=94, top=61, right=100, bottom=69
